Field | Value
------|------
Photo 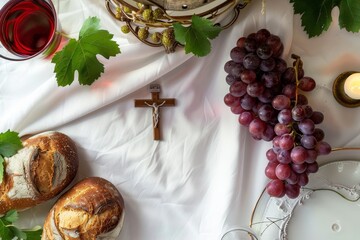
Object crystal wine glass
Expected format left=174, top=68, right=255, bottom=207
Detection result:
left=0, top=0, right=61, bottom=61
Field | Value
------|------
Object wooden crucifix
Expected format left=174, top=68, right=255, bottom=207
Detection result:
left=134, top=84, right=176, bottom=140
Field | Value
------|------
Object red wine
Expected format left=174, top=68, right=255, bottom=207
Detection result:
left=0, top=0, right=56, bottom=57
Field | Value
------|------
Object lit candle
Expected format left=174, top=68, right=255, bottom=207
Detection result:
left=344, top=73, right=360, bottom=99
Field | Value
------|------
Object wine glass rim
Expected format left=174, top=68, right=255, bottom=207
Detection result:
left=0, top=0, right=60, bottom=61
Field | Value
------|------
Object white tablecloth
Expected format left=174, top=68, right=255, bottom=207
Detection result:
left=1, top=0, right=360, bottom=239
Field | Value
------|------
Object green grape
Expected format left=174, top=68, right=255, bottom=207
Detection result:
left=115, top=12, right=122, bottom=19
left=123, top=6, right=131, bottom=13
left=136, top=3, right=144, bottom=9
left=151, top=32, right=161, bottom=43
left=138, top=28, right=149, bottom=40
left=153, top=8, right=164, bottom=20
left=121, top=25, right=130, bottom=34
left=142, top=9, right=153, bottom=21
left=161, top=28, right=175, bottom=48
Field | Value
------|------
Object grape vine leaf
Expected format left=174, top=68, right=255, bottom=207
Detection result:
left=52, top=16, right=121, bottom=86
left=290, top=0, right=360, bottom=37
left=173, top=15, right=222, bottom=57
left=0, top=210, right=42, bottom=240
left=0, top=130, right=22, bottom=158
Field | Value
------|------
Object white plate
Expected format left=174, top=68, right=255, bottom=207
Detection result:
left=250, top=160, right=360, bottom=240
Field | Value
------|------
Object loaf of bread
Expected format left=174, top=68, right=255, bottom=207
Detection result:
left=42, top=177, right=125, bottom=240
left=0, top=131, right=78, bottom=214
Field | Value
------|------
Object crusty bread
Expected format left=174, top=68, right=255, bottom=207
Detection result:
left=42, top=177, right=125, bottom=240
left=0, top=131, right=78, bottom=214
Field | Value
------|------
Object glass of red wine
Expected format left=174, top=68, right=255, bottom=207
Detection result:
left=0, top=0, right=61, bottom=61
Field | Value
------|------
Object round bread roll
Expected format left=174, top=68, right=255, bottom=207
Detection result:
left=42, top=177, right=125, bottom=240
left=0, top=131, right=79, bottom=214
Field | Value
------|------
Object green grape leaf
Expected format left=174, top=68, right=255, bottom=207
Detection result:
left=173, top=15, right=222, bottom=57
left=290, top=0, right=360, bottom=37
left=9, top=226, right=27, bottom=239
left=0, top=219, right=13, bottom=239
left=22, top=226, right=43, bottom=240
left=3, top=210, right=18, bottom=224
left=0, top=130, right=22, bottom=158
left=52, top=16, right=121, bottom=86
left=339, top=0, right=360, bottom=32
left=290, top=0, right=334, bottom=37
left=0, top=211, right=42, bottom=240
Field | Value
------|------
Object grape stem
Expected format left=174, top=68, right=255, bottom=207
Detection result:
left=331, top=147, right=360, bottom=152
left=291, top=54, right=302, bottom=106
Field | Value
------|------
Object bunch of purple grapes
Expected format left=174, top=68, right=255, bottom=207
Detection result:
left=223, top=29, right=331, bottom=199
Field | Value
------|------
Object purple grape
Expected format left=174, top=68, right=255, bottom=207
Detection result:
left=273, top=136, right=281, bottom=148
left=278, top=150, right=294, bottom=164
left=291, top=162, right=307, bottom=174
left=282, top=67, right=296, bottom=83
left=249, top=118, right=267, bottom=137
left=286, top=171, right=299, bottom=185
left=266, top=34, right=283, bottom=57
left=305, top=149, right=318, bottom=163
left=298, top=118, right=315, bottom=135
left=240, top=94, right=257, bottom=110
left=266, top=148, right=278, bottom=162
left=262, top=124, right=276, bottom=141
left=230, top=47, right=247, bottom=63
left=230, top=81, right=247, bottom=97
left=239, top=69, right=256, bottom=84
left=256, top=44, right=273, bottom=60
left=226, top=74, right=238, bottom=85
left=290, top=146, right=308, bottom=164
left=276, top=164, right=291, bottom=180
left=251, top=102, right=264, bottom=115
left=292, top=105, right=306, bottom=121
left=285, top=183, right=300, bottom=198
left=300, top=135, right=317, bottom=149
left=236, top=37, right=246, bottom=48
left=258, top=88, right=274, bottom=103
left=224, top=93, right=239, bottom=107
left=279, top=134, right=295, bottom=150
left=243, top=53, right=261, bottom=70
left=238, top=111, right=254, bottom=126
left=231, top=105, right=246, bottom=115
left=275, top=58, right=287, bottom=73
left=274, top=123, right=291, bottom=136
left=247, top=82, right=265, bottom=97
left=230, top=63, right=245, bottom=78
left=297, top=94, right=308, bottom=105
left=255, top=28, right=271, bottom=44
left=244, top=38, right=257, bottom=52
left=282, top=83, right=296, bottom=99
left=298, top=172, right=309, bottom=186
left=306, top=162, right=319, bottom=173
left=262, top=72, right=280, bottom=88
left=258, top=104, right=276, bottom=122
left=272, top=95, right=291, bottom=110
left=266, top=179, right=285, bottom=197
left=303, top=105, right=313, bottom=118
left=298, top=76, right=316, bottom=91
left=260, top=57, right=276, bottom=72
left=316, top=141, right=331, bottom=155
left=277, top=108, right=292, bottom=124
left=310, top=111, right=324, bottom=124
left=265, top=162, right=278, bottom=179
left=313, top=128, right=325, bottom=141
left=224, top=60, right=237, bottom=74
